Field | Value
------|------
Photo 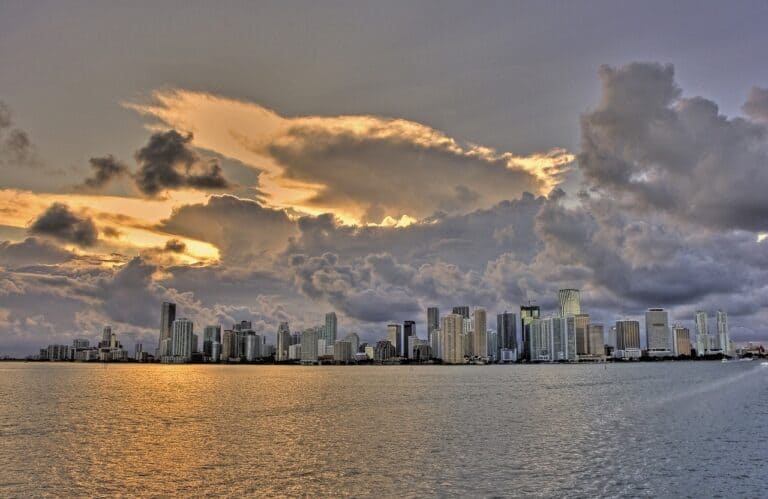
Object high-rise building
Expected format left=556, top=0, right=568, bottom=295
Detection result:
left=672, top=325, right=691, bottom=356
left=587, top=323, right=604, bottom=357
left=387, top=324, right=402, bottom=356
left=324, top=312, right=338, bottom=346
left=427, top=307, right=440, bottom=344
left=440, top=313, right=465, bottom=364
left=158, top=302, right=176, bottom=356
left=573, top=313, right=590, bottom=356
left=301, top=328, right=320, bottom=363
left=452, top=306, right=470, bottom=319
left=221, top=329, right=237, bottom=361
left=472, top=308, right=487, bottom=359
left=276, top=322, right=291, bottom=361
left=645, top=308, right=672, bottom=356
left=334, top=340, right=353, bottom=363
left=558, top=289, right=581, bottom=317
left=716, top=310, right=730, bottom=355
left=615, top=320, right=641, bottom=353
left=343, top=332, right=360, bottom=354
left=496, top=311, right=517, bottom=361
left=486, top=330, right=498, bottom=362
left=170, top=318, right=194, bottom=362
left=101, top=326, right=112, bottom=347
left=695, top=311, right=709, bottom=356
left=203, top=325, right=221, bottom=359
left=520, top=305, right=540, bottom=361
left=403, top=321, right=416, bottom=356
left=431, top=328, right=442, bottom=359
left=374, top=340, right=396, bottom=362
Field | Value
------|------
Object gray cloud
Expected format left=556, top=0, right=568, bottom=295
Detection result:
left=134, top=130, right=230, bottom=196
left=743, top=86, right=768, bottom=122
left=163, top=238, right=186, bottom=253
left=80, top=155, right=130, bottom=189
left=28, top=203, right=99, bottom=247
left=579, top=62, right=768, bottom=231
left=0, top=237, right=74, bottom=267
left=0, top=100, right=36, bottom=166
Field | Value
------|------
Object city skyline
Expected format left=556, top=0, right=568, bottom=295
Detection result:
left=3, top=2, right=768, bottom=358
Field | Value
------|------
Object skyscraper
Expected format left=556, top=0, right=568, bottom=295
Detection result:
left=645, top=308, right=673, bottom=357
left=573, top=313, right=590, bottom=356
left=387, top=324, right=402, bottom=356
left=301, top=327, right=320, bottom=363
left=276, top=322, right=291, bottom=361
left=452, top=306, right=470, bottom=319
left=520, top=304, right=540, bottom=361
left=672, top=325, right=691, bottom=356
left=403, top=320, right=416, bottom=357
left=695, top=311, right=709, bottom=356
left=203, top=325, right=221, bottom=359
left=472, top=308, right=487, bottom=358
left=716, top=310, right=730, bottom=355
left=558, top=289, right=581, bottom=317
left=615, top=320, right=641, bottom=353
left=440, top=313, right=465, bottom=364
left=170, top=318, right=194, bottom=362
left=158, top=302, right=176, bottom=357
left=324, top=312, right=338, bottom=345
left=427, top=307, right=440, bottom=344
left=496, top=311, right=517, bottom=360
left=587, top=323, right=604, bottom=357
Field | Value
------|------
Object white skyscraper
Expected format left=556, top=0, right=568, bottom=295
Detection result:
left=301, top=327, right=320, bottom=363
left=645, top=308, right=673, bottom=357
left=170, top=318, right=194, bottom=362
left=695, top=311, right=709, bottom=356
left=716, top=310, right=730, bottom=355
left=558, top=288, right=581, bottom=317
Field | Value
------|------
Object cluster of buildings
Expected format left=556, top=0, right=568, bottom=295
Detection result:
left=37, top=289, right=736, bottom=364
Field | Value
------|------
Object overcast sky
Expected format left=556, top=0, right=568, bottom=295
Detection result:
left=2, top=1, right=768, bottom=355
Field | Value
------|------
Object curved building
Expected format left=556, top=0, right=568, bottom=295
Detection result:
left=558, top=289, right=581, bottom=317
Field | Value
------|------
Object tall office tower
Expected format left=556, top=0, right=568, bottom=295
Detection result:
left=203, top=325, right=221, bottom=359
left=548, top=316, right=575, bottom=361
left=716, top=310, right=730, bottom=354
left=607, top=326, right=617, bottom=348
left=529, top=318, right=547, bottom=361
left=387, top=324, right=403, bottom=356
left=486, top=330, right=498, bottom=362
left=452, top=306, right=470, bottom=319
left=440, top=314, right=465, bottom=364
left=170, top=318, right=194, bottom=362
left=472, top=308, right=487, bottom=358
left=520, top=305, right=540, bottom=361
left=301, top=328, right=319, bottom=363
left=221, top=330, right=237, bottom=361
left=276, top=322, right=291, bottom=361
left=645, top=308, right=673, bottom=357
left=615, top=320, right=641, bottom=351
left=245, top=333, right=259, bottom=361
left=158, top=302, right=176, bottom=357
left=343, top=332, right=360, bottom=354
left=101, top=326, right=112, bottom=347
left=496, top=312, right=517, bottom=360
left=587, top=323, right=604, bottom=357
left=403, top=321, right=416, bottom=356
left=427, top=307, right=440, bottom=344
left=672, top=325, right=691, bottom=356
left=695, top=311, right=709, bottom=356
left=324, top=312, right=338, bottom=345
left=573, top=313, right=590, bottom=356
left=431, top=328, right=442, bottom=359
left=558, top=289, right=581, bottom=317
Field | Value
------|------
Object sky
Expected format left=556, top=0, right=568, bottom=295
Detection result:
left=1, top=1, right=768, bottom=355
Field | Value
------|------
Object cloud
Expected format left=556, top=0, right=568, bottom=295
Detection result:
left=134, top=129, right=230, bottom=196
left=28, top=203, right=99, bottom=247
left=579, top=62, right=768, bottom=231
left=80, top=155, right=130, bottom=189
left=743, top=86, right=768, bottom=122
left=0, top=100, right=36, bottom=167
left=0, top=237, right=74, bottom=267
left=163, top=238, right=186, bottom=253
left=129, top=90, right=574, bottom=223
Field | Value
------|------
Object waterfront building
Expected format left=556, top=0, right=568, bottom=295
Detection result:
left=170, top=318, right=194, bottom=362
left=334, top=340, right=353, bottom=363
left=403, top=320, right=416, bottom=357
left=496, top=311, right=517, bottom=362
left=301, top=328, right=320, bottom=363
left=645, top=308, right=673, bottom=357
left=158, top=302, right=176, bottom=357
left=452, top=306, right=470, bottom=319
left=364, top=345, right=375, bottom=360
left=441, top=313, right=465, bottom=364
left=615, top=319, right=641, bottom=358
left=486, top=330, right=498, bottom=362
left=221, top=329, right=238, bottom=361
left=324, top=312, right=338, bottom=346
left=276, top=322, right=291, bottom=361
left=558, top=288, right=581, bottom=317
left=695, top=311, right=710, bottom=356
left=520, top=304, right=540, bottom=361
left=472, top=308, right=487, bottom=359
left=203, top=325, right=221, bottom=360
left=427, top=307, right=440, bottom=345
left=288, top=343, right=302, bottom=360
left=672, top=325, right=691, bottom=356
left=245, top=333, right=259, bottom=361
left=716, top=310, right=730, bottom=355
left=431, top=328, right=442, bottom=360
left=343, top=332, right=360, bottom=355
left=587, top=323, right=604, bottom=358
left=574, top=313, right=590, bottom=356
left=387, top=323, right=402, bottom=356
left=374, top=340, right=396, bottom=362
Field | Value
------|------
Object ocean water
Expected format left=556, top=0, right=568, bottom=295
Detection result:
left=0, top=362, right=766, bottom=497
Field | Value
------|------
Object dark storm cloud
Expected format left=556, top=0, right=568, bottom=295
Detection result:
left=134, top=130, right=230, bottom=196
left=0, top=100, right=36, bottom=166
left=579, top=62, right=768, bottom=231
left=28, top=203, right=98, bottom=247
left=80, top=155, right=130, bottom=189
left=163, top=238, right=186, bottom=253
left=743, top=86, right=768, bottom=122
